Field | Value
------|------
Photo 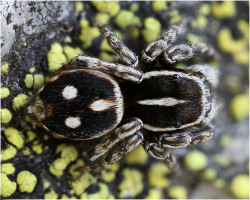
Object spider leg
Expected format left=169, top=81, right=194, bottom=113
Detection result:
left=141, top=25, right=179, bottom=63
left=94, top=21, right=138, bottom=68
left=76, top=118, right=143, bottom=172
left=162, top=43, right=209, bottom=64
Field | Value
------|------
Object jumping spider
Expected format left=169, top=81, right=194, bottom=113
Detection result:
left=29, top=21, right=218, bottom=171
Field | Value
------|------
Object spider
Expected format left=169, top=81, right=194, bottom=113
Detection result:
left=29, top=21, right=218, bottom=171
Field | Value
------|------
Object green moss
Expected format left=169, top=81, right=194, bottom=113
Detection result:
left=230, top=92, right=249, bottom=121
left=148, top=162, right=170, bottom=188
left=220, top=135, right=232, bottom=148
left=201, top=168, right=217, bottom=180
left=199, top=4, right=210, bottom=15
left=1, top=63, right=9, bottom=73
left=4, top=127, right=24, bottom=149
left=213, top=154, right=230, bottom=167
left=213, top=178, right=226, bottom=189
left=1, top=163, right=15, bottom=175
left=1, top=87, right=10, bottom=99
left=230, top=174, right=249, bottom=199
left=31, top=140, right=43, bottom=154
left=115, top=10, right=135, bottom=28
left=22, top=147, right=31, bottom=156
left=169, top=10, right=182, bottom=25
left=71, top=173, right=97, bottom=196
left=79, top=20, right=100, bottom=49
left=47, top=43, right=67, bottom=73
left=75, top=2, right=84, bottom=12
left=44, top=189, right=58, bottom=199
left=29, top=67, right=35, bottom=73
left=118, top=168, right=143, bottom=198
left=63, top=45, right=83, bottom=60
left=24, top=74, right=34, bottom=88
left=12, top=93, right=29, bottom=111
left=211, top=1, right=236, bottom=18
left=125, top=146, right=148, bottom=164
left=33, top=74, right=45, bottom=90
left=26, top=130, right=37, bottom=142
left=142, top=17, right=161, bottom=43
left=1, top=144, right=17, bottom=161
left=81, top=183, right=110, bottom=199
left=168, top=186, right=188, bottom=199
left=145, top=188, right=162, bottom=199
left=191, top=15, right=207, bottom=29
left=95, top=13, right=110, bottom=25
left=17, top=171, right=37, bottom=193
left=1, top=108, right=12, bottom=124
left=218, top=29, right=246, bottom=53
left=184, top=150, right=208, bottom=171
left=152, top=1, right=168, bottom=12
left=91, top=1, right=120, bottom=17
left=1, top=172, right=17, bottom=197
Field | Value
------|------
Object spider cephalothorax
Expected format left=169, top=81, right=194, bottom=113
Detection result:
left=29, top=21, right=218, bottom=171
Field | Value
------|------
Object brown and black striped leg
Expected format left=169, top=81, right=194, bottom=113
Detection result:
left=77, top=118, right=143, bottom=172
left=162, top=43, right=209, bottom=64
left=94, top=21, right=138, bottom=68
left=141, top=25, right=179, bottom=63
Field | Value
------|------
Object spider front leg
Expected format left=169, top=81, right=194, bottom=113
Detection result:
left=77, top=118, right=143, bottom=172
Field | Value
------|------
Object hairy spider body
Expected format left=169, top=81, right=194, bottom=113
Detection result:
left=29, top=22, right=218, bottom=171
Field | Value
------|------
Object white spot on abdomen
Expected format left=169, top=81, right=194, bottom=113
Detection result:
left=137, top=97, right=187, bottom=106
left=89, top=99, right=115, bottom=112
left=65, top=116, right=81, bottom=129
left=62, top=85, right=78, bottom=100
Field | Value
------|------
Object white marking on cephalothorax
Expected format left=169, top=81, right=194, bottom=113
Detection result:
left=137, top=97, right=187, bottom=106
left=50, top=75, right=59, bottom=82
left=89, top=99, right=116, bottom=112
left=62, top=85, right=78, bottom=100
left=65, top=116, right=81, bottom=129
left=143, top=70, right=210, bottom=132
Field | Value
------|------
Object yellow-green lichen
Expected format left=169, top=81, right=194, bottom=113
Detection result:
left=211, top=1, right=236, bottom=19
left=1, top=172, right=17, bottom=197
left=22, top=147, right=31, bottom=156
left=71, top=172, right=97, bottom=196
left=31, top=140, right=43, bottom=154
left=127, top=26, right=140, bottom=39
left=1, top=163, right=15, bottom=175
left=220, top=135, right=232, bottom=148
left=4, top=127, right=24, bottom=149
left=191, top=15, right=207, bottom=29
left=213, top=154, right=230, bottom=167
left=91, top=1, right=120, bottom=17
left=238, top=20, right=249, bottom=41
left=125, top=145, right=148, bottom=164
left=168, top=185, right=188, bottom=199
left=75, top=2, right=84, bottom=12
left=115, top=10, right=135, bottom=28
left=234, top=50, right=249, bottom=66
left=213, top=178, right=226, bottom=189
left=145, top=188, right=162, bottom=199
left=118, top=168, right=143, bottom=198
left=49, top=158, right=67, bottom=177
left=99, top=51, right=116, bottom=63
left=81, top=183, right=110, bottom=199
left=95, top=13, right=110, bottom=25
left=79, top=20, right=100, bottom=49
left=148, top=162, right=170, bottom=188
left=44, top=189, right=58, bottom=199
left=101, top=170, right=116, bottom=183
left=142, top=17, right=161, bottom=43
left=101, top=39, right=115, bottom=53
left=1, top=108, right=12, bottom=124
left=69, top=159, right=85, bottom=178
left=130, top=3, right=139, bottom=12
left=63, top=45, right=83, bottom=60
left=169, top=10, right=182, bottom=25
left=152, top=1, right=168, bottom=12
left=1, top=87, right=10, bottom=99
left=47, top=43, right=67, bottom=73
left=26, top=130, right=37, bottom=142
left=201, top=168, right=217, bottom=180
left=230, top=92, right=249, bottom=121
left=29, top=67, right=35, bottom=73
left=24, top=74, right=34, bottom=88
left=199, top=3, right=210, bottom=15
left=230, top=174, right=249, bottom=199
left=12, top=93, right=29, bottom=111
left=17, top=171, right=37, bottom=193
left=33, top=74, right=45, bottom=90
left=61, top=194, right=76, bottom=199
left=43, top=181, right=50, bottom=189
left=184, top=150, right=208, bottom=171
left=186, top=33, right=204, bottom=44
left=1, top=144, right=17, bottom=161
left=1, top=63, right=9, bottom=73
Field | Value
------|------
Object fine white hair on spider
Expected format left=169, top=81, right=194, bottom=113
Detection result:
left=30, top=21, right=218, bottom=172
